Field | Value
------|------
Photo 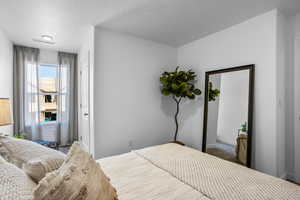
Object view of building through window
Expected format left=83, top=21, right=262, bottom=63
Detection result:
left=38, top=64, right=58, bottom=122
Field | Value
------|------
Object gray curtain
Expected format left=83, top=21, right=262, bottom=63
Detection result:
left=13, top=45, right=40, bottom=139
left=57, top=52, right=78, bottom=146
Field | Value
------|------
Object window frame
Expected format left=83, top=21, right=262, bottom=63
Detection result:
left=37, top=64, right=61, bottom=123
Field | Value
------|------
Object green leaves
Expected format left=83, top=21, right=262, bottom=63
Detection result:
left=161, top=89, right=171, bottom=96
left=241, top=122, right=247, bottom=132
left=160, top=66, right=202, bottom=100
left=193, top=89, right=202, bottom=95
left=208, top=82, right=220, bottom=101
left=171, top=83, right=179, bottom=90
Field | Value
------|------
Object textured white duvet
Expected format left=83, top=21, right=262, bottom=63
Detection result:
left=0, top=162, right=36, bottom=200
left=98, top=151, right=207, bottom=200
left=1, top=143, right=298, bottom=200
left=98, top=143, right=300, bottom=200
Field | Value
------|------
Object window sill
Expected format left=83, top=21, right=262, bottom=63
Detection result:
left=40, top=121, right=57, bottom=125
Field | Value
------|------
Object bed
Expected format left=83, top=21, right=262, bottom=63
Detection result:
left=98, top=143, right=300, bottom=200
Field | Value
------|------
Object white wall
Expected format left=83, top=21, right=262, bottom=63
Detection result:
left=284, top=14, right=296, bottom=181
left=294, top=37, right=300, bottom=182
left=177, top=10, right=280, bottom=176
left=0, top=29, right=13, bottom=135
left=206, top=74, right=220, bottom=145
left=217, top=71, right=249, bottom=146
left=276, top=11, right=289, bottom=179
left=93, top=28, right=177, bottom=158
left=293, top=14, right=300, bottom=182
left=280, top=12, right=300, bottom=183
left=39, top=49, right=58, bottom=65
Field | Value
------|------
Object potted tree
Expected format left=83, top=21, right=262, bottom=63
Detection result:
left=160, top=67, right=202, bottom=144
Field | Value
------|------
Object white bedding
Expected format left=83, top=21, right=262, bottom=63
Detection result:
left=0, top=161, right=36, bottom=200
left=98, top=143, right=300, bottom=200
left=98, top=151, right=207, bottom=200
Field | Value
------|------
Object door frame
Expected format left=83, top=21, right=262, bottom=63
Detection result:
left=78, top=50, right=91, bottom=154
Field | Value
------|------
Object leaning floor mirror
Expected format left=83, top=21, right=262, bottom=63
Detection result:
left=202, top=65, right=255, bottom=168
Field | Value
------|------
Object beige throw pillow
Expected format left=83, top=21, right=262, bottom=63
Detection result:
left=33, top=142, right=118, bottom=200
left=23, top=155, right=65, bottom=182
left=0, top=136, right=66, bottom=182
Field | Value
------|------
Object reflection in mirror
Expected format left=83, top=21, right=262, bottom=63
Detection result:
left=203, top=65, right=254, bottom=167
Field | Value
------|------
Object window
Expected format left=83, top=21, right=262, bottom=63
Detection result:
left=38, top=64, right=59, bottom=123
left=45, top=111, right=57, bottom=121
left=45, top=95, right=52, bottom=103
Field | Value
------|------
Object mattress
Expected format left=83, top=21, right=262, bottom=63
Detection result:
left=98, top=143, right=300, bottom=200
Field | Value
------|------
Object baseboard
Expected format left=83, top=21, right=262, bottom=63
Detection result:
left=280, top=173, right=287, bottom=180
left=286, top=172, right=295, bottom=181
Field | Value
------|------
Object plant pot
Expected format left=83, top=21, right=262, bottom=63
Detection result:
left=169, top=141, right=185, bottom=146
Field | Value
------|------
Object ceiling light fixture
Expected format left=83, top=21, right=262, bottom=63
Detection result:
left=32, top=34, right=55, bottom=45
left=41, top=35, right=53, bottom=41
left=32, top=38, right=55, bottom=45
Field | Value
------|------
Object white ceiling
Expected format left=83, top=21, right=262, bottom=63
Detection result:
left=0, top=0, right=149, bottom=53
left=100, top=0, right=300, bottom=47
left=0, top=0, right=299, bottom=52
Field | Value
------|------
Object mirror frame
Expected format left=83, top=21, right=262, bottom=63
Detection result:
left=202, top=64, right=255, bottom=168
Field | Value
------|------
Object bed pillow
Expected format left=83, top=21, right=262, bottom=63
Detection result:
left=0, top=161, right=37, bottom=200
left=0, top=136, right=66, bottom=182
left=0, top=140, right=12, bottom=163
left=33, top=142, right=118, bottom=200
left=23, top=154, right=66, bottom=182
left=0, top=154, right=6, bottom=164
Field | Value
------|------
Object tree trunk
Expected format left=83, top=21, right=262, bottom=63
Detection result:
left=173, top=96, right=181, bottom=141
